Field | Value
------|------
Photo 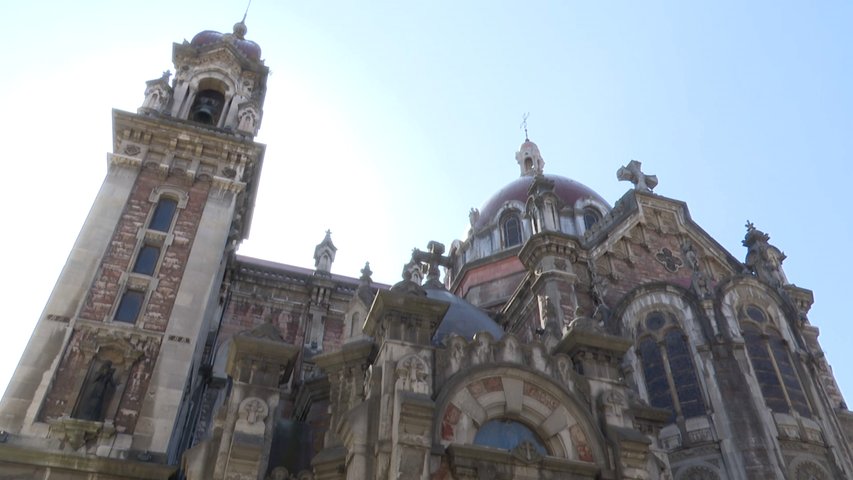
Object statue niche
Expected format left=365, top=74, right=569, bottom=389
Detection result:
left=73, top=359, right=117, bottom=422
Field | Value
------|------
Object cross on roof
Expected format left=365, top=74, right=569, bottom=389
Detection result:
left=411, top=241, right=452, bottom=285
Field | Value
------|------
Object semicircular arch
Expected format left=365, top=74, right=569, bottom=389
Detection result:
left=433, top=364, right=606, bottom=467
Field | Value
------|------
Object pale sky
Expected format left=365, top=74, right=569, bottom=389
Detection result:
left=1, top=1, right=851, bottom=404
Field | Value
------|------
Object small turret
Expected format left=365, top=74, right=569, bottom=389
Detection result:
left=516, top=139, right=545, bottom=177
left=314, top=230, right=337, bottom=274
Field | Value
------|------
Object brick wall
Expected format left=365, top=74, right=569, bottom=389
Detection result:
left=42, top=166, right=212, bottom=432
left=78, top=166, right=211, bottom=328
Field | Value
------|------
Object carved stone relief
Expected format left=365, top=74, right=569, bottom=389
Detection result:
left=395, top=355, right=430, bottom=395
left=235, top=396, right=268, bottom=435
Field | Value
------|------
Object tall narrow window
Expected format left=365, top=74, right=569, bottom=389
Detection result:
left=502, top=214, right=522, bottom=247
left=664, top=330, right=705, bottom=418
left=741, top=309, right=810, bottom=417
left=637, top=310, right=706, bottom=422
left=770, top=337, right=810, bottom=416
left=350, top=312, right=361, bottom=337
left=132, top=245, right=160, bottom=276
left=639, top=337, right=674, bottom=416
left=115, top=290, right=145, bottom=323
left=149, top=198, right=178, bottom=232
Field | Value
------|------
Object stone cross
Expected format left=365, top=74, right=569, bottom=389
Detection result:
left=617, top=159, right=658, bottom=192
left=411, top=241, right=452, bottom=285
left=243, top=398, right=266, bottom=424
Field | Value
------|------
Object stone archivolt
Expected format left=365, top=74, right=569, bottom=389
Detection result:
left=434, top=333, right=602, bottom=465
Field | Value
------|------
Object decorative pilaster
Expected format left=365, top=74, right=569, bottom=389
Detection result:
left=184, top=325, right=298, bottom=480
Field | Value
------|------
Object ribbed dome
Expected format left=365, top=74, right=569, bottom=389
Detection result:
left=473, top=174, right=609, bottom=231
left=190, top=22, right=261, bottom=61
left=426, top=287, right=504, bottom=345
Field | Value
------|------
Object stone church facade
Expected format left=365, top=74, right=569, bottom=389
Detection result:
left=0, top=20, right=851, bottom=480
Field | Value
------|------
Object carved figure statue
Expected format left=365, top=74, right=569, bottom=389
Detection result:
left=447, top=337, right=466, bottom=375
left=617, top=160, right=658, bottom=192
left=76, top=360, right=117, bottom=421
left=402, top=259, right=424, bottom=285
left=395, top=356, right=430, bottom=395
left=472, top=334, right=493, bottom=365
left=681, top=239, right=713, bottom=298
left=267, top=467, right=291, bottom=480
left=742, top=221, right=787, bottom=287
left=469, top=208, right=480, bottom=227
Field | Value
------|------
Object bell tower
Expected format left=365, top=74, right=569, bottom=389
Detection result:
left=0, top=20, right=268, bottom=475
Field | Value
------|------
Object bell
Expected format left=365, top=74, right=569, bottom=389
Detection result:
left=189, top=90, right=224, bottom=125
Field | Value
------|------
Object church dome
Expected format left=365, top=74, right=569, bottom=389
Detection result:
left=190, top=21, right=261, bottom=61
left=473, top=174, right=609, bottom=231
left=426, top=287, right=504, bottom=345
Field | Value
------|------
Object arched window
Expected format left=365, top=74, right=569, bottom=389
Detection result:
left=189, top=89, right=225, bottom=125
left=637, top=310, right=706, bottom=421
left=501, top=214, right=522, bottom=248
left=473, top=419, right=547, bottom=455
left=148, top=197, right=178, bottom=232
left=740, top=306, right=810, bottom=416
left=583, top=209, right=600, bottom=230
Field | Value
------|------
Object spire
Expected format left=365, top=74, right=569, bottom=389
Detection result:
left=356, top=262, right=375, bottom=305
left=359, top=262, right=373, bottom=283
left=313, top=230, right=337, bottom=274
left=233, top=0, right=252, bottom=39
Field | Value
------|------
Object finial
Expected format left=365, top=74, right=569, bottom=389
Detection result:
left=313, top=230, right=337, bottom=274
left=233, top=0, right=251, bottom=39
left=745, top=220, right=755, bottom=233
left=360, top=262, right=373, bottom=281
left=242, top=0, right=252, bottom=23
left=520, top=112, right=530, bottom=141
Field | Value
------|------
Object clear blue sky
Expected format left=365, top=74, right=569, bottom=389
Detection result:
left=1, top=1, right=851, bottom=402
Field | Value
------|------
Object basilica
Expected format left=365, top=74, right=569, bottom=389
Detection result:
left=0, top=19, right=850, bottom=480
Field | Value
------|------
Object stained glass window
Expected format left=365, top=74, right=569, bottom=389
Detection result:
left=743, top=325, right=789, bottom=413
left=638, top=310, right=706, bottom=422
left=664, top=330, right=706, bottom=418
left=639, top=337, right=674, bottom=419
